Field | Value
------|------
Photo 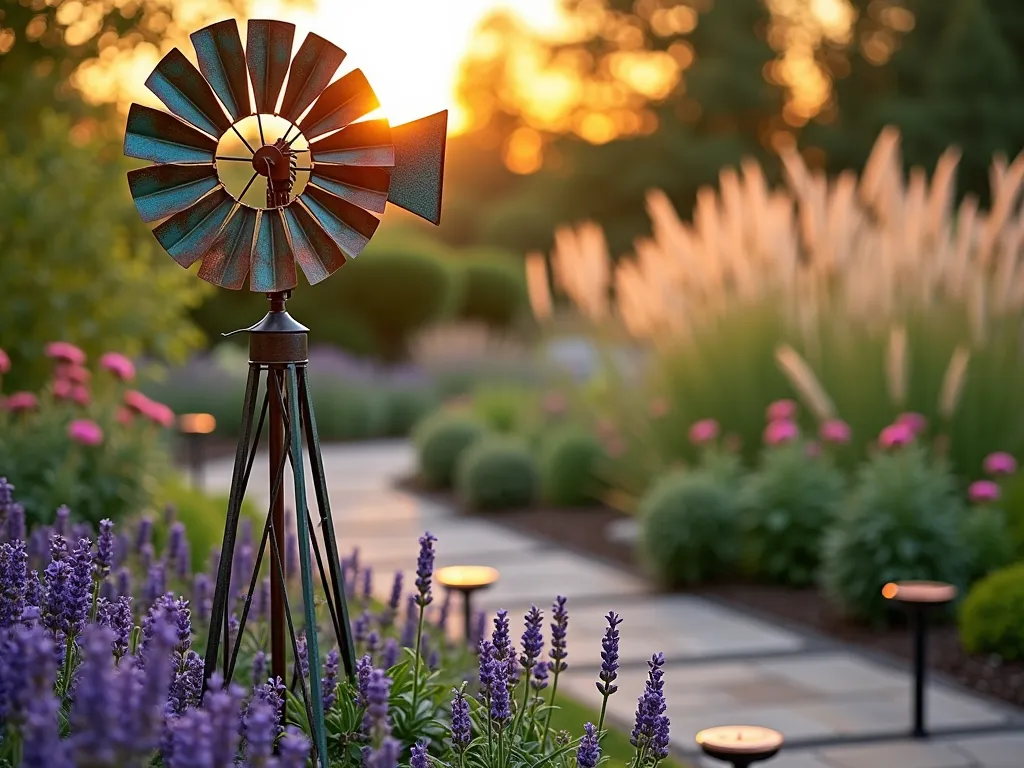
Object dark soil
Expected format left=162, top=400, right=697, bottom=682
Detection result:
left=396, top=475, right=1024, bottom=711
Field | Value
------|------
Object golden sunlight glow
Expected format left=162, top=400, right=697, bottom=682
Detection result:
left=435, top=565, right=500, bottom=590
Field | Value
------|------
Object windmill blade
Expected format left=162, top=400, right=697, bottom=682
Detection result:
left=299, top=70, right=379, bottom=141
left=308, top=119, right=394, bottom=167
left=191, top=20, right=252, bottom=122
left=146, top=48, right=232, bottom=138
left=308, top=164, right=390, bottom=214
left=198, top=206, right=258, bottom=289
left=284, top=200, right=350, bottom=284
left=127, top=163, right=220, bottom=223
left=387, top=110, right=447, bottom=225
left=252, top=209, right=297, bottom=292
left=299, top=185, right=380, bottom=260
left=278, top=32, right=346, bottom=123
left=125, top=103, right=218, bottom=164
left=153, top=188, right=235, bottom=268
left=246, top=19, right=295, bottom=114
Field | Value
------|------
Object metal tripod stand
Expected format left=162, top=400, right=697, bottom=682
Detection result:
left=202, top=291, right=357, bottom=768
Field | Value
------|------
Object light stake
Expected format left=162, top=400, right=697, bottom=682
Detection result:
left=695, top=725, right=784, bottom=768
left=882, top=580, right=958, bottom=738
left=178, top=412, right=216, bottom=490
left=435, top=565, right=500, bottom=642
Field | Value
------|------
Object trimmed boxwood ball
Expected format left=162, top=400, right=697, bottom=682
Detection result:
left=960, top=506, right=1015, bottom=585
left=413, top=411, right=487, bottom=488
left=960, top=562, right=1024, bottom=660
left=821, top=444, right=968, bottom=626
left=638, top=470, right=741, bottom=586
left=540, top=427, right=606, bottom=507
left=456, top=437, right=539, bottom=511
left=740, top=441, right=845, bottom=587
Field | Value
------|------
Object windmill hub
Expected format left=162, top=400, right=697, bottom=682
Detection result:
left=252, top=141, right=292, bottom=180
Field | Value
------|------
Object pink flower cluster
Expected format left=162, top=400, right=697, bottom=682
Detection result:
left=967, top=452, right=1019, bottom=506
left=763, top=399, right=799, bottom=446
left=688, top=418, right=719, bottom=446
left=124, top=390, right=175, bottom=428
left=877, top=413, right=928, bottom=449
left=68, top=419, right=104, bottom=446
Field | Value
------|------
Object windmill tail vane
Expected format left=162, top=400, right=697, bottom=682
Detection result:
left=122, top=17, right=447, bottom=768
left=125, top=16, right=447, bottom=294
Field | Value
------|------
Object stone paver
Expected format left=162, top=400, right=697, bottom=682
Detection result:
left=206, top=441, right=1023, bottom=767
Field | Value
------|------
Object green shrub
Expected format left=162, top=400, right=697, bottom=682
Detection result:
left=472, top=386, right=538, bottom=434
left=960, top=506, right=1015, bottom=585
left=310, top=380, right=387, bottom=442
left=960, top=563, right=1024, bottom=660
left=380, top=387, right=439, bottom=437
left=455, top=437, right=539, bottom=510
left=638, top=470, right=741, bottom=586
left=454, top=252, right=528, bottom=330
left=740, top=442, right=845, bottom=587
left=821, top=444, right=968, bottom=625
left=540, top=427, right=606, bottom=506
left=413, top=412, right=487, bottom=488
left=300, top=246, right=458, bottom=361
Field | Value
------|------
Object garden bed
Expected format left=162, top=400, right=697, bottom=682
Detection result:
left=397, top=477, right=1024, bottom=711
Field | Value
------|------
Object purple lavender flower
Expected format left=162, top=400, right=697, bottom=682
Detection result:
left=135, top=516, right=152, bottom=553
left=174, top=538, right=190, bottom=581
left=166, top=521, right=185, bottom=564
left=596, top=611, right=622, bottom=697
left=6, top=502, right=25, bottom=543
left=54, top=505, right=70, bottom=538
left=113, top=532, right=129, bottom=569
left=549, top=595, right=569, bottom=674
left=577, top=722, right=601, bottom=768
left=116, top=566, right=132, bottom=599
left=450, top=686, right=471, bottom=751
left=278, top=726, right=312, bottom=768
left=143, top=561, right=167, bottom=607
left=532, top=659, right=549, bottom=691
left=296, top=633, right=309, bottom=679
left=252, top=649, right=267, bottom=687
left=202, top=672, right=246, bottom=767
left=24, top=568, right=40, bottom=610
left=140, top=542, right=154, bottom=574
left=355, top=610, right=371, bottom=645
left=362, top=667, right=393, bottom=738
left=471, top=610, right=487, bottom=648
left=415, top=532, right=437, bottom=607
left=168, top=650, right=204, bottom=717
left=365, top=735, right=400, bottom=768
left=630, top=652, right=669, bottom=764
left=362, top=566, right=373, bottom=601
left=0, top=540, right=27, bottom=628
left=323, top=648, right=341, bottom=710
left=411, top=739, right=430, bottom=768
left=42, top=557, right=74, bottom=637
left=400, top=594, right=417, bottom=648
left=243, top=695, right=277, bottom=763
left=521, top=605, right=544, bottom=674
left=492, top=610, right=511, bottom=659
left=357, top=653, right=373, bottom=706
left=383, top=570, right=403, bottom=627
left=252, top=676, right=286, bottom=728
left=0, top=477, right=14, bottom=517
left=381, top=637, right=399, bottom=669
left=192, top=572, right=210, bottom=621
left=489, top=660, right=511, bottom=726
left=28, top=527, right=49, bottom=566
left=97, top=595, right=133, bottom=660
left=254, top=576, right=270, bottom=622
left=478, top=639, right=496, bottom=695
left=50, top=533, right=68, bottom=562
left=437, top=589, right=452, bottom=632
left=0, top=623, right=58, bottom=729
left=367, top=630, right=381, bottom=655
left=22, top=689, right=69, bottom=767
left=240, top=517, right=253, bottom=549
left=69, top=537, right=93, bottom=629
left=232, top=543, right=254, bottom=603
left=68, top=625, right=118, bottom=765
left=94, top=519, right=114, bottom=579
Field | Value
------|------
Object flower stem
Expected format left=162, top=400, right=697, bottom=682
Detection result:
left=410, top=601, right=426, bottom=715
left=541, top=666, right=560, bottom=752
left=88, top=579, right=100, bottom=623
left=597, top=695, right=609, bottom=739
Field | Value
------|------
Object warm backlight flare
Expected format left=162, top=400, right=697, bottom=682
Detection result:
left=435, top=565, right=500, bottom=590
left=179, top=413, right=217, bottom=435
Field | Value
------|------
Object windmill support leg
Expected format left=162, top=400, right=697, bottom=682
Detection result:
left=201, top=292, right=357, bottom=768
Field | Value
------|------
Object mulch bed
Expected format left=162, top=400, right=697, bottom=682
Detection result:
left=396, top=476, right=1024, bottom=711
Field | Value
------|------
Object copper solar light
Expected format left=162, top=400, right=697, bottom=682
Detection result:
left=124, top=18, right=447, bottom=766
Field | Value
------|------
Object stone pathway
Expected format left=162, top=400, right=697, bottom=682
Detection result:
left=206, top=441, right=1024, bottom=768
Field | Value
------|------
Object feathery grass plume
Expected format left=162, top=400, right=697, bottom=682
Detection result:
left=525, top=252, right=553, bottom=321
left=885, top=325, right=908, bottom=408
left=938, top=346, right=971, bottom=421
left=774, top=345, right=836, bottom=422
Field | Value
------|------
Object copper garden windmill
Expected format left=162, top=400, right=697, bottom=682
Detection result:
left=124, top=17, right=446, bottom=765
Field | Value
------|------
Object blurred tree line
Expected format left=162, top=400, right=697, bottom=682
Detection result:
left=432, top=0, right=1024, bottom=256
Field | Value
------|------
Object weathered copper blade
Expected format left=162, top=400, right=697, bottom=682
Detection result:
left=308, top=119, right=394, bottom=167
left=246, top=19, right=295, bottom=114
left=198, top=205, right=257, bottom=289
left=153, top=188, right=235, bottom=268
left=284, top=200, right=350, bottom=284
left=146, top=48, right=231, bottom=138
left=299, top=69, right=379, bottom=141
left=308, top=165, right=390, bottom=214
left=127, top=163, right=220, bottom=223
left=278, top=32, right=346, bottom=123
left=299, top=185, right=380, bottom=260
left=387, top=110, right=447, bottom=225
left=251, top=209, right=297, bottom=292
left=125, top=103, right=218, bottom=164
left=191, top=20, right=251, bottom=122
